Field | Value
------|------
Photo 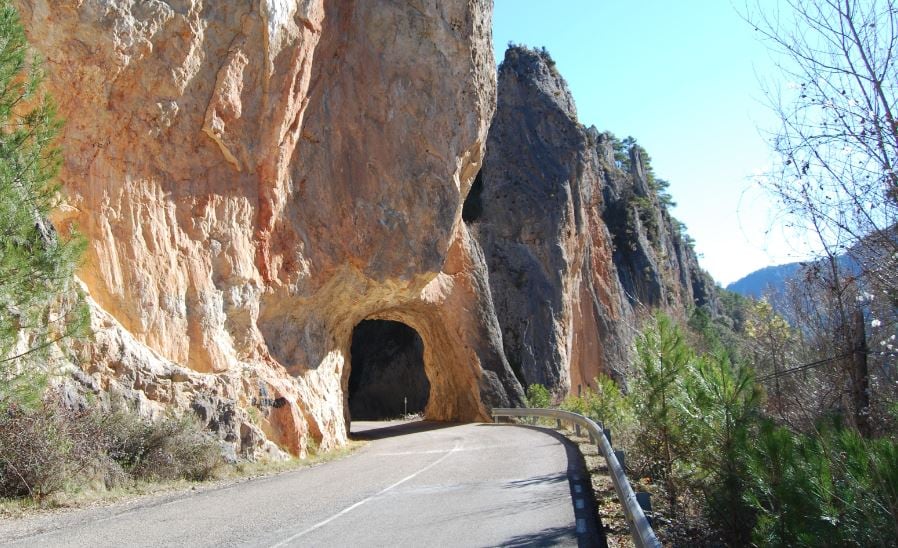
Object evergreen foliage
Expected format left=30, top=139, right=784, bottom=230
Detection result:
left=556, top=375, right=634, bottom=435
left=632, top=313, right=695, bottom=514
left=0, top=0, right=86, bottom=409
left=587, top=374, right=633, bottom=435
left=747, top=419, right=898, bottom=546
left=686, top=351, right=760, bottom=545
left=525, top=383, right=551, bottom=408
left=545, top=310, right=898, bottom=545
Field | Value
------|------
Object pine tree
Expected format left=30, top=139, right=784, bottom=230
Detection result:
left=632, top=312, right=694, bottom=515
left=0, top=0, right=86, bottom=409
left=686, top=351, right=760, bottom=545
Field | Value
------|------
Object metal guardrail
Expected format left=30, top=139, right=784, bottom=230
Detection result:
left=491, top=407, right=661, bottom=548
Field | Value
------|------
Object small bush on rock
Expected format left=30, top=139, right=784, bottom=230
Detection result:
left=0, top=401, right=72, bottom=499
left=0, top=393, right=104, bottom=500
left=132, top=413, right=222, bottom=481
left=586, top=374, right=634, bottom=435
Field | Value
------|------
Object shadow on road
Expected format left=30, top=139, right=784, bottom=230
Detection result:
left=499, top=525, right=580, bottom=547
left=503, top=471, right=568, bottom=489
left=483, top=423, right=608, bottom=548
left=349, top=420, right=459, bottom=440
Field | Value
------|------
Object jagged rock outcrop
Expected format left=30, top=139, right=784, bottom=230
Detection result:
left=600, top=144, right=718, bottom=313
left=473, top=48, right=635, bottom=392
left=15, top=0, right=524, bottom=456
left=472, top=47, right=716, bottom=394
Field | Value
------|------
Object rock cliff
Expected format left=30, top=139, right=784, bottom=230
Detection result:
left=16, top=0, right=524, bottom=457
left=600, top=143, right=718, bottom=314
left=472, top=46, right=716, bottom=393
left=14, top=2, right=715, bottom=457
left=472, top=47, right=633, bottom=392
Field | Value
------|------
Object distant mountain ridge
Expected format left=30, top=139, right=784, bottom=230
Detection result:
left=727, top=252, right=861, bottom=301
left=726, top=262, right=804, bottom=299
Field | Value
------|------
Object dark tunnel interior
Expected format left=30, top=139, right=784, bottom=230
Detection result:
left=348, top=319, right=430, bottom=420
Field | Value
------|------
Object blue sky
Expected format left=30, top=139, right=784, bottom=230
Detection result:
left=492, top=0, right=812, bottom=285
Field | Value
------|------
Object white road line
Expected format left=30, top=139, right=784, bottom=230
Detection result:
left=575, top=498, right=584, bottom=509
left=372, top=448, right=454, bottom=456
left=269, top=441, right=462, bottom=548
left=372, top=443, right=522, bottom=457
left=576, top=518, right=586, bottom=533
left=574, top=484, right=583, bottom=494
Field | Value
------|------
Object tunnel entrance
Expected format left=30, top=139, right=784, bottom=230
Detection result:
left=348, top=319, right=430, bottom=420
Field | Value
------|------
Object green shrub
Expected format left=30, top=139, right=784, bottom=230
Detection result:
left=525, top=384, right=551, bottom=408
left=559, top=393, right=588, bottom=415
left=631, top=313, right=694, bottom=513
left=686, top=352, right=760, bottom=545
left=585, top=374, right=633, bottom=434
left=618, top=309, right=898, bottom=545
left=546, top=376, right=634, bottom=436
left=746, top=420, right=898, bottom=546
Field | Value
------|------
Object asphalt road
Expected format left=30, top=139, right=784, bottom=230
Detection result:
left=0, top=421, right=602, bottom=547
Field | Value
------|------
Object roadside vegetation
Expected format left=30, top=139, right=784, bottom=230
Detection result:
left=533, top=2, right=898, bottom=543
left=529, top=304, right=898, bottom=547
left=0, top=392, right=223, bottom=503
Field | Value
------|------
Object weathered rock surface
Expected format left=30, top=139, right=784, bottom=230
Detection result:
left=14, top=0, right=714, bottom=457
left=600, top=144, right=718, bottom=314
left=474, top=47, right=634, bottom=393
left=16, top=0, right=524, bottom=456
left=473, top=47, right=716, bottom=394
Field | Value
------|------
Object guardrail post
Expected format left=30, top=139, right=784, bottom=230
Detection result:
left=604, top=428, right=612, bottom=447
left=575, top=423, right=581, bottom=437
left=636, top=492, right=652, bottom=513
left=556, top=418, right=562, bottom=429
left=494, top=416, right=499, bottom=424
left=614, top=449, right=626, bottom=471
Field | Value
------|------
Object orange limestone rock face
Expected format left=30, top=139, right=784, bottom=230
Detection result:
left=16, top=0, right=524, bottom=457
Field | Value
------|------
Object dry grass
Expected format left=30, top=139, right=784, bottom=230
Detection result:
left=0, top=439, right=366, bottom=518
left=222, top=440, right=366, bottom=480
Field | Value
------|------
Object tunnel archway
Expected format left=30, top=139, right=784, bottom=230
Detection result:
left=348, top=319, right=431, bottom=420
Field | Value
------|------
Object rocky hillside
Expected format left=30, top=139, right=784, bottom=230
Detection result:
left=14, top=1, right=715, bottom=458
left=473, top=46, right=716, bottom=391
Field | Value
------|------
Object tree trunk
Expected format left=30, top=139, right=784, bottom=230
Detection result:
left=852, top=308, right=872, bottom=438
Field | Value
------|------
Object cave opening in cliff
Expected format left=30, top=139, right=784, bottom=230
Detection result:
left=461, top=169, right=484, bottom=223
left=348, top=319, right=430, bottom=420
